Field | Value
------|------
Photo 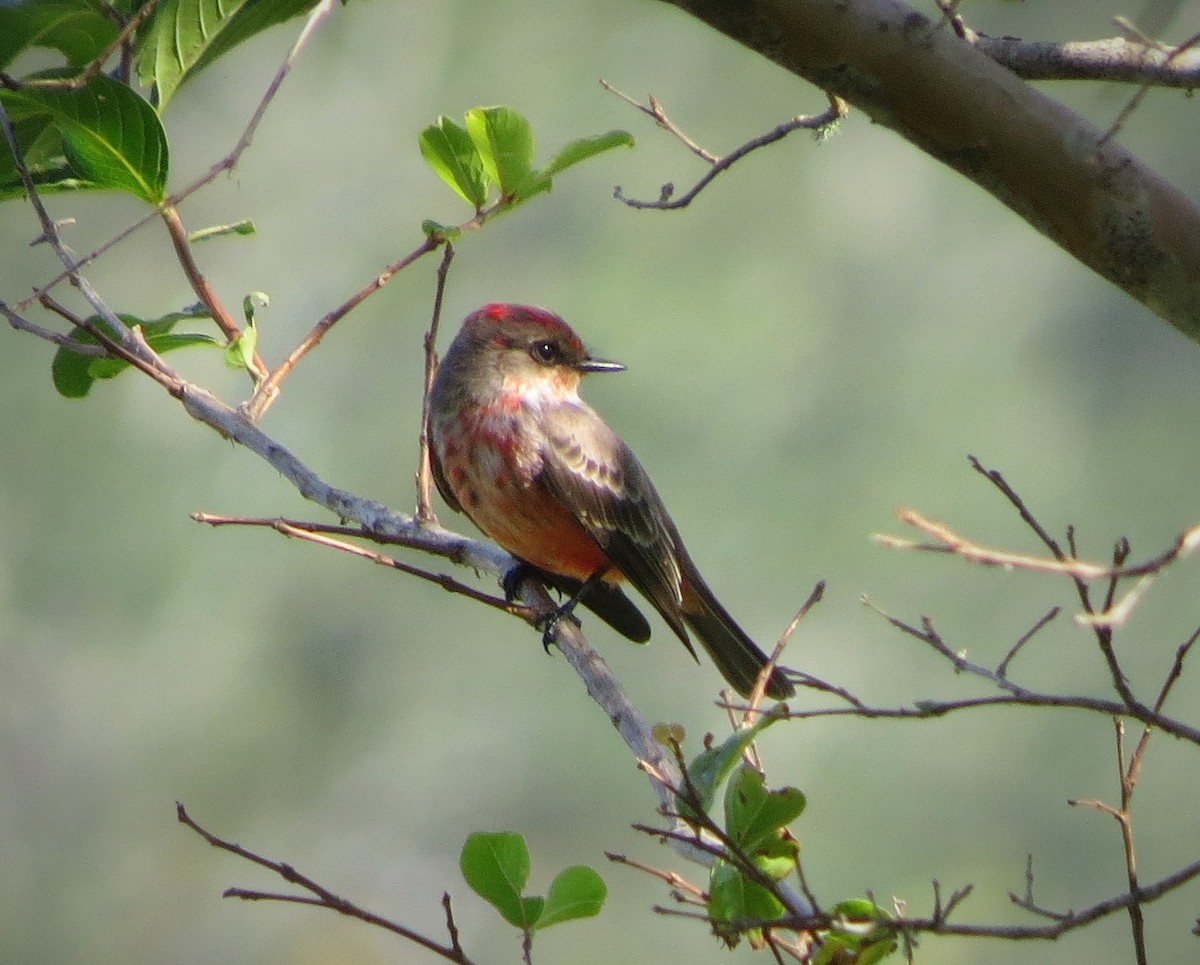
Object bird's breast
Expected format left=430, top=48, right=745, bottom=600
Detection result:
left=432, top=402, right=611, bottom=581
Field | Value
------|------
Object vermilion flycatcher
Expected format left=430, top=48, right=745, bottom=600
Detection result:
left=428, top=303, right=795, bottom=700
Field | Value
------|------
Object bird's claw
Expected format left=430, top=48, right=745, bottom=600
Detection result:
left=502, top=562, right=535, bottom=602
left=536, top=605, right=581, bottom=652
left=502, top=562, right=584, bottom=651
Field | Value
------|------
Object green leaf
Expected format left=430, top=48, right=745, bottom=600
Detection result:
left=812, top=900, right=898, bottom=965
left=0, top=113, right=69, bottom=196
left=707, top=857, right=785, bottom=949
left=224, top=323, right=257, bottom=371
left=89, top=331, right=221, bottom=379
left=724, top=766, right=806, bottom=856
left=419, top=116, right=487, bottom=208
left=138, top=0, right=319, bottom=110
left=541, top=129, right=633, bottom=180
left=51, top=309, right=215, bottom=397
left=460, top=832, right=539, bottom=929
left=189, top=219, right=256, bottom=242
left=0, top=166, right=96, bottom=202
left=0, top=1, right=119, bottom=70
left=420, top=219, right=462, bottom=242
left=512, top=128, right=635, bottom=202
left=682, top=705, right=785, bottom=817
left=535, top=865, right=606, bottom=929
left=0, top=73, right=169, bottom=203
left=241, top=290, right=269, bottom=326
left=464, top=106, right=534, bottom=199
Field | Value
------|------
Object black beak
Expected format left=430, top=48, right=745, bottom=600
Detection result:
left=577, top=355, right=625, bottom=374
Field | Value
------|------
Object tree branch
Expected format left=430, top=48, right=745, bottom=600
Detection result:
left=177, top=803, right=474, bottom=964
left=976, top=33, right=1200, bottom=86
left=658, top=0, right=1200, bottom=342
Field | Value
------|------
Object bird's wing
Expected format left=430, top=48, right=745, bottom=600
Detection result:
left=539, top=404, right=694, bottom=650
left=428, top=439, right=463, bottom=514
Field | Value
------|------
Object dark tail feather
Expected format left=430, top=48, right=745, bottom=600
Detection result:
left=532, top=567, right=653, bottom=643
left=681, top=580, right=795, bottom=700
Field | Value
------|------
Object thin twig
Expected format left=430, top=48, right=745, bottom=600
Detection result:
left=242, top=233, right=440, bottom=421
left=967, top=456, right=1068, bottom=560
left=417, top=243, right=455, bottom=521
left=0, top=298, right=105, bottom=353
left=177, top=803, right=473, bottom=963
left=605, top=851, right=707, bottom=900
left=191, top=512, right=529, bottom=614
left=12, top=0, right=338, bottom=312
left=1101, top=23, right=1200, bottom=144
left=159, top=205, right=266, bottom=379
left=743, top=579, right=823, bottom=718
left=599, top=81, right=719, bottom=163
left=13, top=0, right=161, bottom=91
left=606, top=87, right=846, bottom=210
left=877, top=508, right=1200, bottom=582
left=996, top=606, right=1060, bottom=678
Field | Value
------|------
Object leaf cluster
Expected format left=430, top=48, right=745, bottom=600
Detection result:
left=460, top=831, right=606, bottom=957
left=669, top=717, right=897, bottom=961
left=0, top=0, right=326, bottom=202
left=419, top=106, right=632, bottom=235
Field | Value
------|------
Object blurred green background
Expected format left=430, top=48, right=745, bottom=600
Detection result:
left=4, top=2, right=1200, bottom=963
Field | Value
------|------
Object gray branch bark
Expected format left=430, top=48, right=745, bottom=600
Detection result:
left=661, top=0, right=1200, bottom=342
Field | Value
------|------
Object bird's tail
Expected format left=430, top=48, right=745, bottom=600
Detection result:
left=680, top=577, right=795, bottom=700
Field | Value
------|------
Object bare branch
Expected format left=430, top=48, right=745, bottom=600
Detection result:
left=605, top=851, right=707, bottom=900
left=600, top=81, right=720, bottom=163
left=242, top=233, right=441, bottom=421
left=1, top=299, right=106, bottom=354
left=417, top=244, right=455, bottom=522
left=876, top=509, right=1200, bottom=584
left=975, top=33, right=1200, bottom=87
left=996, top=606, right=1060, bottom=678
left=607, top=87, right=845, bottom=210
left=177, top=803, right=474, bottom=963
left=190, top=513, right=527, bottom=615
left=159, top=205, right=266, bottom=380
left=658, top=0, right=1200, bottom=342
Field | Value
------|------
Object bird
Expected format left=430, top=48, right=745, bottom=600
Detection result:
left=427, top=303, right=794, bottom=700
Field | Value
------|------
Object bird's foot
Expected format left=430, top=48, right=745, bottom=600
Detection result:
left=536, top=603, right=582, bottom=653
left=501, top=561, right=536, bottom=602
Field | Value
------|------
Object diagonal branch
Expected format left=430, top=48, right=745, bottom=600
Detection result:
left=177, top=803, right=474, bottom=963
left=605, top=85, right=845, bottom=210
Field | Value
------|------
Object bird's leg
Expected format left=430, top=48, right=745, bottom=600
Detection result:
left=501, top=560, right=538, bottom=603
left=536, top=564, right=612, bottom=651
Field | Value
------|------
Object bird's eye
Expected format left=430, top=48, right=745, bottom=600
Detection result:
left=530, top=340, right=560, bottom=364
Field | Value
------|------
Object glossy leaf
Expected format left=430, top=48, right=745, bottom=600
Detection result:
left=419, top=116, right=487, bottom=208
left=542, top=129, right=633, bottom=180
left=0, top=1, right=119, bottom=70
left=0, top=114, right=79, bottom=199
left=51, top=309, right=215, bottom=397
left=683, top=705, right=785, bottom=817
left=708, top=857, right=785, bottom=950
left=138, top=0, right=318, bottom=110
left=813, top=900, right=898, bottom=965
left=535, top=865, right=606, bottom=929
left=460, top=831, right=538, bottom=929
left=724, top=766, right=806, bottom=855
left=464, top=106, right=534, bottom=198
left=1, top=74, right=169, bottom=202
